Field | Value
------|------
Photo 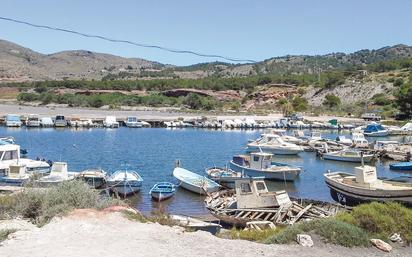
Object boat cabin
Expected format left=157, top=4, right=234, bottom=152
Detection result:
left=49, top=162, right=69, bottom=179
left=7, top=163, right=27, bottom=178
left=354, top=165, right=379, bottom=186
left=234, top=177, right=292, bottom=208
left=232, top=152, right=273, bottom=170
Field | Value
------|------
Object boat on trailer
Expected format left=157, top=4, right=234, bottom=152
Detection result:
left=173, top=167, right=220, bottom=195
left=106, top=169, right=143, bottom=197
left=150, top=182, right=176, bottom=201
left=324, top=165, right=412, bottom=206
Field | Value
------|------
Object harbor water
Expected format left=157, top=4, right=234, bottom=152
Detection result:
left=1, top=127, right=410, bottom=217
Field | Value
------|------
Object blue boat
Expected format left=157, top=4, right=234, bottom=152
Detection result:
left=390, top=162, right=412, bottom=171
left=150, top=182, right=176, bottom=201
left=363, top=123, right=388, bottom=137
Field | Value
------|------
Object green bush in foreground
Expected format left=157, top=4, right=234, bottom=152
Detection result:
left=336, top=202, right=412, bottom=243
left=0, top=229, right=17, bottom=242
left=0, top=181, right=122, bottom=226
left=226, top=227, right=282, bottom=242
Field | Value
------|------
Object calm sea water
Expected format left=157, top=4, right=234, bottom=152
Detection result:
left=1, top=127, right=409, bottom=217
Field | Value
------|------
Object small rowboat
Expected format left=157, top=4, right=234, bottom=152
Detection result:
left=390, top=162, right=412, bottom=171
left=322, top=149, right=374, bottom=163
left=173, top=167, right=220, bottom=195
left=205, top=167, right=243, bottom=189
left=150, top=182, right=176, bottom=201
left=107, top=170, right=143, bottom=197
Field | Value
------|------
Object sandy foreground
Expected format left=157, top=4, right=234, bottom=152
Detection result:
left=0, top=209, right=410, bottom=257
left=0, top=103, right=362, bottom=123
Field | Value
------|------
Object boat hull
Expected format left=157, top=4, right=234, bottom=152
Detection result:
left=364, top=131, right=389, bottom=137
left=322, top=154, right=373, bottom=163
left=151, top=191, right=175, bottom=201
left=108, top=181, right=142, bottom=197
left=179, top=180, right=219, bottom=195
left=229, top=161, right=300, bottom=181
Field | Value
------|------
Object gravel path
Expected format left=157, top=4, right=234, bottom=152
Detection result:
left=0, top=209, right=410, bottom=257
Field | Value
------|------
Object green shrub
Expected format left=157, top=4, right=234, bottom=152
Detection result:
left=0, top=229, right=17, bottom=242
left=227, top=227, right=282, bottom=242
left=323, top=94, right=341, bottom=108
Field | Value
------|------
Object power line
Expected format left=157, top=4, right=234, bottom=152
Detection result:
left=0, top=16, right=257, bottom=63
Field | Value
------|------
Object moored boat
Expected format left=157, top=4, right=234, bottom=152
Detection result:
left=76, top=168, right=107, bottom=188
left=324, top=165, right=412, bottom=206
left=247, top=134, right=304, bottom=155
left=0, top=163, right=30, bottom=185
left=103, top=116, right=120, bottom=128
left=205, top=167, right=243, bottom=188
left=5, top=114, right=22, bottom=127
left=229, top=152, right=301, bottom=181
left=149, top=182, right=176, bottom=201
left=54, top=115, right=68, bottom=127
left=390, top=162, right=412, bottom=171
left=363, top=123, right=388, bottom=137
left=26, top=114, right=40, bottom=127
left=172, top=167, right=220, bottom=195
left=36, top=162, right=75, bottom=186
left=106, top=169, right=143, bottom=196
left=322, top=149, right=374, bottom=163
left=125, top=116, right=143, bottom=128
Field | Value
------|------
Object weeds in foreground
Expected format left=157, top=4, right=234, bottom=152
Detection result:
left=0, top=229, right=17, bottom=242
left=222, top=227, right=282, bottom=242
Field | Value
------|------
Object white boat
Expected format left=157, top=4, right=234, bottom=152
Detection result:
left=36, top=162, right=75, bottom=186
left=324, top=165, right=412, bottom=206
left=247, top=134, right=304, bottom=155
left=106, top=169, right=143, bottom=196
left=336, top=135, right=353, bottom=146
left=173, top=167, right=220, bottom=195
left=352, top=132, right=369, bottom=148
left=205, top=167, right=243, bottom=188
left=103, top=116, right=119, bottom=128
left=40, top=117, right=54, bottom=127
left=140, top=121, right=151, bottom=127
left=385, top=125, right=412, bottom=135
left=223, top=120, right=235, bottom=129
left=0, top=163, right=30, bottom=185
left=149, top=182, right=176, bottom=201
left=0, top=144, right=50, bottom=176
left=229, top=152, right=302, bottom=181
left=363, top=123, right=388, bottom=137
left=54, top=115, right=68, bottom=127
left=26, top=114, right=40, bottom=127
left=322, top=149, right=374, bottom=163
left=5, top=114, right=22, bottom=127
left=76, top=168, right=107, bottom=188
left=269, top=129, right=301, bottom=144
left=125, top=116, right=143, bottom=128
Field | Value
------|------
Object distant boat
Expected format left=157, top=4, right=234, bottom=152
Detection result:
left=390, top=162, right=412, bottom=171
left=173, top=167, right=220, bottom=195
left=247, top=134, right=303, bottom=155
left=205, top=167, right=243, bottom=189
left=5, top=114, right=22, bottom=127
left=103, top=116, right=119, bottom=128
left=125, top=116, right=143, bottom=128
left=229, top=152, right=301, bottom=181
left=40, top=117, right=54, bottom=127
left=324, top=165, right=412, bottom=206
left=149, top=182, right=176, bottom=201
left=322, top=149, right=374, bottom=163
left=54, top=115, right=68, bottom=127
left=106, top=169, right=143, bottom=197
left=26, top=114, right=40, bottom=127
left=76, top=168, right=107, bottom=188
left=363, top=123, right=388, bottom=137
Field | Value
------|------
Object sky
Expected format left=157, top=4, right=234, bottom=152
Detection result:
left=0, top=0, right=411, bottom=65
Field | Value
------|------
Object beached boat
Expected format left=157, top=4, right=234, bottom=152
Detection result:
left=106, top=169, right=143, bottom=196
left=170, top=215, right=222, bottom=234
left=363, top=123, right=388, bottom=137
left=26, top=114, right=40, bottom=127
left=103, top=116, right=119, bottom=128
left=54, top=115, right=68, bottom=127
left=229, top=152, right=301, bottom=181
left=389, top=162, right=412, bottom=171
left=0, top=163, right=30, bottom=185
left=324, top=165, right=412, bottom=206
left=172, top=167, right=220, bottom=195
left=40, top=117, right=54, bottom=127
left=76, top=168, right=107, bottom=188
left=247, top=134, right=304, bottom=155
left=149, top=182, right=176, bottom=201
left=36, top=162, right=75, bottom=186
left=125, top=116, right=143, bottom=128
left=205, top=167, right=243, bottom=188
left=205, top=177, right=342, bottom=227
left=5, top=114, right=22, bottom=127
left=322, top=149, right=374, bottom=163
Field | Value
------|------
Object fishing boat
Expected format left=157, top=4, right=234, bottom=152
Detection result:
left=247, top=134, right=304, bottom=155
left=36, top=162, right=75, bottom=186
left=54, top=115, right=68, bottom=127
left=324, top=165, right=412, bottom=206
left=205, top=177, right=342, bottom=227
left=103, top=116, right=119, bottom=128
left=40, top=117, right=54, bottom=127
left=205, top=167, right=243, bottom=188
left=170, top=215, right=222, bottom=235
left=229, top=152, right=301, bottom=181
left=335, top=136, right=352, bottom=146
left=125, top=116, right=143, bottom=128
left=172, top=167, right=220, bottom=195
left=363, top=123, right=388, bottom=137
left=352, top=132, right=369, bottom=148
left=390, top=162, right=412, bottom=171
left=149, top=182, right=176, bottom=201
left=5, top=114, right=22, bottom=127
left=0, top=163, right=30, bottom=185
left=106, top=169, right=143, bottom=197
left=322, top=149, right=374, bottom=163
left=26, top=114, right=40, bottom=127
left=76, top=168, right=107, bottom=188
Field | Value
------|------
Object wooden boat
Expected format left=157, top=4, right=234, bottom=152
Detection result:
left=324, top=165, right=412, bottom=206
left=389, top=162, right=412, bottom=171
left=322, top=149, right=374, bottom=163
left=150, top=182, right=176, bottom=201
left=205, top=167, right=243, bottom=188
left=76, top=168, right=107, bottom=188
left=229, top=152, right=301, bottom=181
left=169, top=215, right=221, bottom=235
left=205, top=177, right=343, bottom=227
left=106, top=170, right=143, bottom=197
left=173, top=167, right=220, bottom=195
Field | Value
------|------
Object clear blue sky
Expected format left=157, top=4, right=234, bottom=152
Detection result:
left=1, top=0, right=411, bottom=65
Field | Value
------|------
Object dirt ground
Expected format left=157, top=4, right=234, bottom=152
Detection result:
left=0, top=209, right=410, bottom=257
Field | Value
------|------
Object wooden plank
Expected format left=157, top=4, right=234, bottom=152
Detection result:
left=242, top=211, right=252, bottom=219
left=250, top=212, right=260, bottom=219
left=235, top=211, right=245, bottom=218
left=264, top=213, right=273, bottom=221
left=255, top=212, right=266, bottom=220
left=290, top=204, right=312, bottom=225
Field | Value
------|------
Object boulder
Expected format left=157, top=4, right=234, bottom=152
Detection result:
left=370, top=239, right=392, bottom=252
left=296, top=234, right=313, bottom=247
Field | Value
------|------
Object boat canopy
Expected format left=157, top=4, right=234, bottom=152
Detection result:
left=127, top=116, right=138, bottom=122
left=364, top=124, right=385, bottom=133
left=0, top=144, right=20, bottom=161
left=55, top=115, right=65, bottom=120
left=6, top=114, right=20, bottom=121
